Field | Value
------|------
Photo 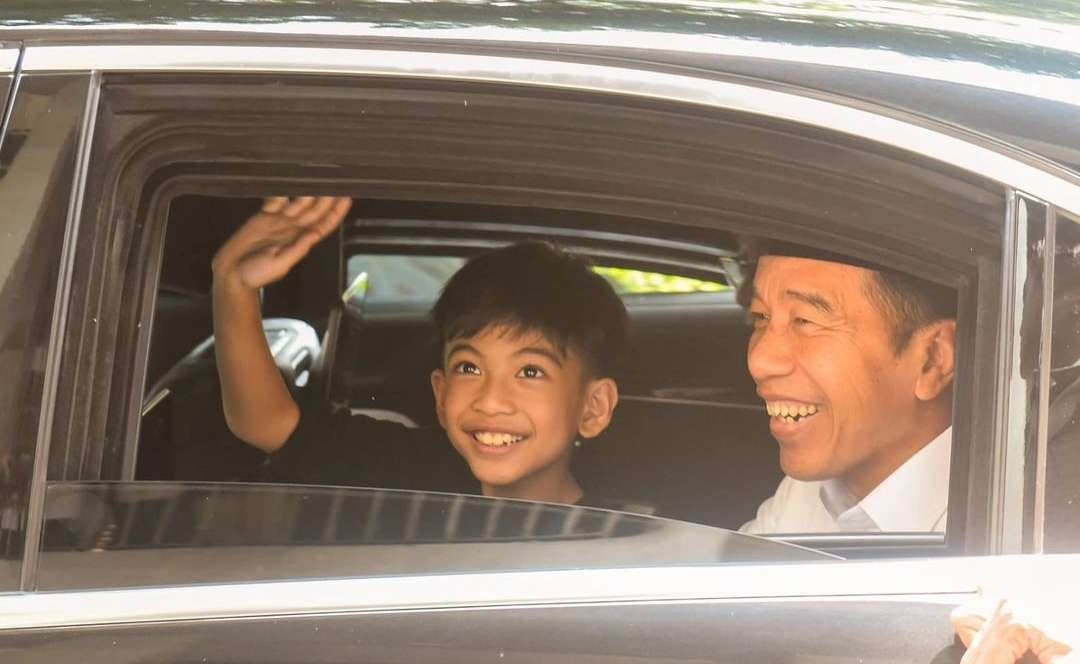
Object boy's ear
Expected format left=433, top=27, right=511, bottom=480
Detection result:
left=578, top=377, right=619, bottom=439
left=914, top=319, right=957, bottom=402
left=430, top=369, right=448, bottom=429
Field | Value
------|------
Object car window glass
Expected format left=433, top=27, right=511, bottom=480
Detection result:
left=139, top=201, right=961, bottom=556
left=1046, top=211, right=1080, bottom=552
left=592, top=266, right=728, bottom=295
left=344, top=254, right=729, bottom=311
left=36, top=481, right=827, bottom=590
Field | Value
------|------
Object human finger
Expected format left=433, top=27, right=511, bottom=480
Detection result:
left=262, top=197, right=289, bottom=213
left=961, top=601, right=1029, bottom=664
left=1030, top=627, right=1074, bottom=664
left=296, top=196, right=340, bottom=227
left=282, top=196, right=317, bottom=217
left=309, top=197, right=351, bottom=237
left=273, top=230, right=323, bottom=270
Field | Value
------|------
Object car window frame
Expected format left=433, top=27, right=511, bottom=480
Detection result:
left=17, top=44, right=1080, bottom=590
left=67, top=73, right=994, bottom=555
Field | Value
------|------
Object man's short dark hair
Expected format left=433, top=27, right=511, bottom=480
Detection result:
left=431, top=241, right=627, bottom=377
left=736, top=239, right=956, bottom=353
left=864, top=268, right=956, bottom=352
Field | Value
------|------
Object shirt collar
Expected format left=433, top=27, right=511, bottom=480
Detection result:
left=819, top=427, right=952, bottom=532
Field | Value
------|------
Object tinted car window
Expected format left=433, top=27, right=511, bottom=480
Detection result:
left=36, top=481, right=827, bottom=590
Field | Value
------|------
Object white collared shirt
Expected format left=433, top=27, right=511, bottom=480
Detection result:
left=739, top=427, right=952, bottom=534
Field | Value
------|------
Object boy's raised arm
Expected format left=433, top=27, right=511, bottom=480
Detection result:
left=211, top=196, right=352, bottom=453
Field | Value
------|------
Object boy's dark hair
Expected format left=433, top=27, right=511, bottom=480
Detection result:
left=431, top=242, right=627, bottom=377
left=736, top=239, right=956, bottom=354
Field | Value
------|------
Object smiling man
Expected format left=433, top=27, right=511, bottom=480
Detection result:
left=739, top=246, right=957, bottom=534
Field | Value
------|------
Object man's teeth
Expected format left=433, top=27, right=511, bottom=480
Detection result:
left=765, top=402, right=820, bottom=422
left=474, top=431, right=525, bottom=447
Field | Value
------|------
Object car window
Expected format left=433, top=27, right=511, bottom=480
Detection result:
left=344, top=254, right=729, bottom=311
left=345, top=255, right=465, bottom=308
left=36, top=481, right=827, bottom=591
left=44, top=69, right=1022, bottom=587
left=592, top=266, right=728, bottom=295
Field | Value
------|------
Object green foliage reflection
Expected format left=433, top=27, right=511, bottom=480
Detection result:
left=592, top=266, right=728, bottom=294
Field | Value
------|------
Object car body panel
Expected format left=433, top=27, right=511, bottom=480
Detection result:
left=13, top=45, right=1080, bottom=213
left=2, top=555, right=1078, bottom=662
left=0, top=596, right=963, bottom=664
left=2, top=1, right=1079, bottom=172
left=14, top=43, right=1074, bottom=556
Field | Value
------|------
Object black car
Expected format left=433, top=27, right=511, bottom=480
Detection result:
left=0, top=1, right=1078, bottom=661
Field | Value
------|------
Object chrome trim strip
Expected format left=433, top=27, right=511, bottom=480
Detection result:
left=1032, top=202, right=1057, bottom=553
left=9, top=24, right=1080, bottom=106
left=991, top=191, right=1026, bottom=555
left=19, top=45, right=1080, bottom=216
left=776, top=534, right=945, bottom=546
left=0, top=557, right=1003, bottom=630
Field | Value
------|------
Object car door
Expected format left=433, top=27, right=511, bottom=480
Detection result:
left=2, top=28, right=1080, bottom=661
left=5, top=38, right=1066, bottom=552
left=0, top=44, right=94, bottom=593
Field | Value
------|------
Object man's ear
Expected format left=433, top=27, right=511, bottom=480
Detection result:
left=578, top=378, right=619, bottom=439
left=430, top=369, right=448, bottom=429
left=914, top=319, right=957, bottom=402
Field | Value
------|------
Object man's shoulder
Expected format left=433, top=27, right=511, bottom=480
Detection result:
left=739, top=475, right=826, bottom=535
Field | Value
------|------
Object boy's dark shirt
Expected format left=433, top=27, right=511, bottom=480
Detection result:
left=270, top=405, right=631, bottom=511
left=270, top=404, right=478, bottom=494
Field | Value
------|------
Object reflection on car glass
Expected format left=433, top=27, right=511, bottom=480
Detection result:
left=43, top=483, right=652, bottom=550
left=343, top=254, right=730, bottom=309
left=42, top=482, right=827, bottom=557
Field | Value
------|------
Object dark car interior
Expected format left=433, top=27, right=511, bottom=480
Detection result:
left=136, top=194, right=779, bottom=530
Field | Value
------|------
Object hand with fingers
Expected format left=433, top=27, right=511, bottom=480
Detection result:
left=954, top=600, right=1075, bottom=664
left=212, top=196, right=353, bottom=291
left=210, top=195, right=353, bottom=452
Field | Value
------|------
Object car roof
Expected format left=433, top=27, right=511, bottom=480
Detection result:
left=3, top=1, right=1080, bottom=172
left=3, top=0, right=1080, bottom=67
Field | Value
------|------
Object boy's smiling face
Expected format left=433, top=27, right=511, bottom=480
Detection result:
left=430, top=325, right=617, bottom=503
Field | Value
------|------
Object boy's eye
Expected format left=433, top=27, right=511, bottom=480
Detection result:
left=517, top=365, right=547, bottom=379
left=747, top=311, right=769, bottom=329
left=452, top=361, right=481, bottom=375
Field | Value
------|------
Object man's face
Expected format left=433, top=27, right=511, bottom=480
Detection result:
left=746, top=256, right=931, bottom=494
left=431, top=325, right=606, bottom=498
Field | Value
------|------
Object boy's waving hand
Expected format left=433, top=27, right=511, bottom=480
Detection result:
left=212, top=196, right=352, bottom=290
left=212, top=196, right=351, bottom=452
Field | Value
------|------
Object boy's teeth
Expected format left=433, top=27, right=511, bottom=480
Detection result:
left=474, top=431, right=525, bottom=447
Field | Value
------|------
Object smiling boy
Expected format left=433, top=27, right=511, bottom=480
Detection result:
left=212, top=196, right=626, bottom=505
